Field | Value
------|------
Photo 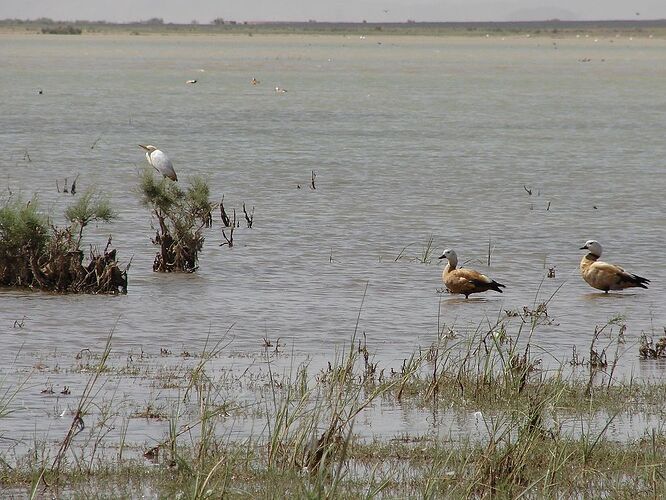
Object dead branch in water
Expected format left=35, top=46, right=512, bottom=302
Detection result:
left=220, top=196, right=231, bottom=227
left=311, top=170, right=317, bottom=190
left=221, top=209, right=236, bottom=247
left=243, top=202, right=254, bottom=228
left=56, top=175, right=79, bottom=195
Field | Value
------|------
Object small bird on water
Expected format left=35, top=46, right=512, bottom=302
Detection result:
left=438, top=249, right=506, bottom=298
left=139, top=144, right=178, bottom=181
left=579, top=240, right=649, bottom=292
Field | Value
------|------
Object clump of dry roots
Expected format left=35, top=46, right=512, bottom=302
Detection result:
left=0, top=226, right=127, bottom=294
left=151, top=216, right=202, bottom=273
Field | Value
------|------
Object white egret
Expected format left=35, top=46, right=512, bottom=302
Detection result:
left=139, top=144, right=178, bottom=181
left=579, top=240, right=649, bottom=292
left=438, top=249, right=505, bottom=298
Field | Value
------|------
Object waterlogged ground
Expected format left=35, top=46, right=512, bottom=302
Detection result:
left=0, top=34, right=665, bottom=492
left=2, top=326, right=666, bottom=498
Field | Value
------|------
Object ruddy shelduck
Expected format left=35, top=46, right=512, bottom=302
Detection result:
left=579, top=240, right=649, bottom=292
left=438, top=249, right=506, bottom=298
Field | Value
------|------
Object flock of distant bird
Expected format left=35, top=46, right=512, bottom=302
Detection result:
left=139, top=84, right=650, bottom=301
left=438, top=241, right=650, bottom=298
left=185, top=76, right=285, bottom=93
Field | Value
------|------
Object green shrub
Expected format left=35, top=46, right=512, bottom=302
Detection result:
left=139, top=168, right=213, bottom=272
left=0, top=195, right=126, bottom=293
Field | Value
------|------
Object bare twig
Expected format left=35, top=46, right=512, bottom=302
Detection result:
left=220, top=196, right=231, bottom=227
left=220, top=209, right=236, bottom=247
left=242, top=202, right=254, bottom=228
left=70, top=174, right=79, bottom=195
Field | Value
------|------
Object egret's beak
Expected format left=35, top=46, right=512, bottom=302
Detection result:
left=138, top=144, right=149, bottom=151
left=579, top=245, right=588, bottom=250
left=438, top=254, right=446, bottom=260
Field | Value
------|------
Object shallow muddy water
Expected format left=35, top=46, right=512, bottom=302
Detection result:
left=0, top=34, right=665, bottom=449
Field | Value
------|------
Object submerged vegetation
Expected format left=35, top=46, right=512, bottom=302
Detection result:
left=138, top=169, right=214, bottom=272
left=0, top=193, right=127, bottom=293
left=2, top=306, right=665, bottom=497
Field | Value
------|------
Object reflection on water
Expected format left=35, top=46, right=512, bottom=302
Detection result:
left=581, top=291, right=644, bottom=301
left=0, top=34, right=665, bottom=446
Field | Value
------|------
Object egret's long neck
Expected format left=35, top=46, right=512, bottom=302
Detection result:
left=445, top=258, right=457, bottom=273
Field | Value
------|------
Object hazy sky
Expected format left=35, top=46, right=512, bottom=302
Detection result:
left=1, top=0, right=665, bottom=24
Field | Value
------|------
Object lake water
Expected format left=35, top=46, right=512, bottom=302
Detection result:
left=0, top=33, right=665, bottom=448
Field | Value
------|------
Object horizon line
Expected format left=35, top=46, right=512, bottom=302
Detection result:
left=3, top=17, right=666, bottom=25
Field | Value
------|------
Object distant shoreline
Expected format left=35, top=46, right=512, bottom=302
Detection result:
left=2, top=18, right=666, bottom=37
